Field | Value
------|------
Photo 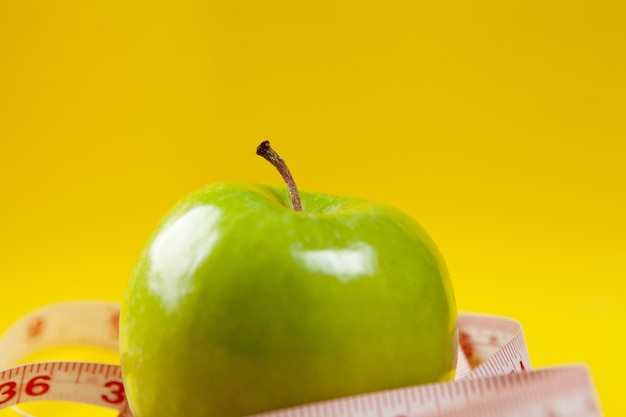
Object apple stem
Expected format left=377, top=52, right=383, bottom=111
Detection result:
left=256, top=140, right=303, bottom=212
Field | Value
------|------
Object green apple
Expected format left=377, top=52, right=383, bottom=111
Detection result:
left=119, top=142, right=457, bottom=417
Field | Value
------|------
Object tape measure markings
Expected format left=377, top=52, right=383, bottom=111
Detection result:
left=416, top=366, right=586, bottom=417
left=249, top=366, right=599, bottom=417
left=456, top=314, right=529, bottom=381
left=0, top=301, right=120, bottom=371
left=0, top=301, right=604, bottom=417
left=0, top=360, right=125, bottom=411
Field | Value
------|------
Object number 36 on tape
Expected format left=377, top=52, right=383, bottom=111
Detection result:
left=0, top=301, right=603, bottom=417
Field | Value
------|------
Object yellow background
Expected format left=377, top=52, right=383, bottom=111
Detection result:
left=1, top=0, right=624, bottom=416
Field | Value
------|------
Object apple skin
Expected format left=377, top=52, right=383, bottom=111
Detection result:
left=120, top=182, right=457, bottom=417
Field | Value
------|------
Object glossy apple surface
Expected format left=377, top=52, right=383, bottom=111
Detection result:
left=120, top=182, right=457, bottom=417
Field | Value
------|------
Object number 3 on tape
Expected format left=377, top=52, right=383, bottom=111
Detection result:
left=0, top=374, right=50, bottom=405
left=0, top=362, right=124, bottom=408
left=0, top=301, right=604, bottom=417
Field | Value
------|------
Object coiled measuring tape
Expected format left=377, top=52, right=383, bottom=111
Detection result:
left=0, top=301, right=603, bottom=417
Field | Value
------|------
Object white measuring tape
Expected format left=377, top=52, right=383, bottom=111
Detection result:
left=0, top=301, right=603, bottom=417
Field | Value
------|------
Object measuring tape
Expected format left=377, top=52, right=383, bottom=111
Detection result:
left=0, top=301, right=603, bottom=417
